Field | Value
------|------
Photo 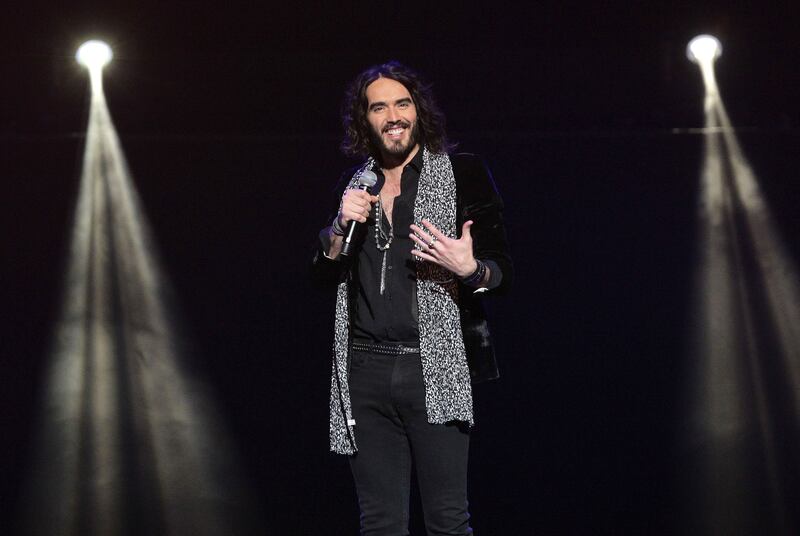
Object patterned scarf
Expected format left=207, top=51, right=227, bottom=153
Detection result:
left=329, top=147, right=473, bottom=455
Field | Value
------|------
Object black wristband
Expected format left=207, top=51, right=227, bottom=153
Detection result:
left=331, top=215, right=346, bottom=236
left=460, top=259, right=487, bottom=287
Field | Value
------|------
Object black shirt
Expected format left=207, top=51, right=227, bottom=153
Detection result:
left=313, top=151, right=512, bottom=384
left=352, top=149, right=423, bottom=344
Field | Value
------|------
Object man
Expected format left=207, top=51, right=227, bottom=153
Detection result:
left=312, top=61, right=512, bottom=535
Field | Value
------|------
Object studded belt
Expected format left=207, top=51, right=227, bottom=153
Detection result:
left=351, top=341, right=420, bottom=356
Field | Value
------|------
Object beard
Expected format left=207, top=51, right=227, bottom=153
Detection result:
left=369, top=119, right=420, bottom=161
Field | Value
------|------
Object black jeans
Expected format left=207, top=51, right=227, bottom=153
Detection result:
left=348, top=350, right=473, bottom=536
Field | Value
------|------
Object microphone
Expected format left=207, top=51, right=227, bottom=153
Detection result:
left=341, top=170, right=378, bottom=256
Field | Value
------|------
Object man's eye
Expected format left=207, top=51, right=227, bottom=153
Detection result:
left=372, top=106, right=385, bottom=112
left=398, top=102, right=409, bottom=108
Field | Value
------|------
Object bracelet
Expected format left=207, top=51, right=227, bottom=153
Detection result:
left=460, top=259, right=486, bottom=287
left=331, top=215, right=346, bottom=236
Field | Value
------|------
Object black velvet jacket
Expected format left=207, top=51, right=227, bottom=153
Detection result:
left=312, top=152, right=513, bottom=383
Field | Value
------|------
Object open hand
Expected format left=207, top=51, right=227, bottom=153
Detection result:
left=409, top=219, right=477, bottom=278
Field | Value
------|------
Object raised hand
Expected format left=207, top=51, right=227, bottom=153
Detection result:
left=339, top=188, right=379, bottom=227
left=409, top=219, right=478, bottom=278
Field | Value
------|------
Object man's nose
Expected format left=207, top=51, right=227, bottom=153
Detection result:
left=387, top=106, right=400, bottom=122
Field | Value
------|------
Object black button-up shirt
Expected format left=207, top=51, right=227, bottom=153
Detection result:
left=351, top=149, right=423, bottom=344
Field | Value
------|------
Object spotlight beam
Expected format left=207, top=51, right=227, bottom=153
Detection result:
left=19, top=41, right=263, bottom=535
left=683, top=34, right=800, bottom=536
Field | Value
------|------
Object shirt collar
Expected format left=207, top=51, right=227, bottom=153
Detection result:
left=375, top=145, right=424, bottom=173
left=406, top=145, right=424, bottom=173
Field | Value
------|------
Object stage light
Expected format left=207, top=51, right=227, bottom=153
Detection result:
left=687, top=35, right=723, bottom=98
left=681, top=31, right=800, bottom=536
left=76, top=40, right=113, bottom=70
left=687, top=34, right=722, bottom=65
left=18, top=39, right=262, bottom=535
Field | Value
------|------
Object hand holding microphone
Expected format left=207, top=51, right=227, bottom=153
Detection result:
left=338, top=170, right=378, bottom=256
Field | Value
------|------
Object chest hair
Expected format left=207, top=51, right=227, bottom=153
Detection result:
left=380, top=178, right=402, bottom=227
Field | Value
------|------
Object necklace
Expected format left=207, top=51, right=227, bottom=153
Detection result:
left=374, top=194, right=393, bottom=250
left=374, top=194, right=393, bottom=295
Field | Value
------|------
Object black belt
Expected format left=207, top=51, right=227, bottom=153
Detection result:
left=351, top=341, right=420, bottom=356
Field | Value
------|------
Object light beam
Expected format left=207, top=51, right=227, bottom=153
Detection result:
left=19, top=42, right=262, bottom=535
left=682, top=34, right=800, bottom=536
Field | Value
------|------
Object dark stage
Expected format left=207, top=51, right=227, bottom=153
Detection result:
left=2, top=3, right=800, bottom=535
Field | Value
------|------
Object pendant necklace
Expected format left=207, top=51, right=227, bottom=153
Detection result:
left=374, top=194, right=393, bottom=295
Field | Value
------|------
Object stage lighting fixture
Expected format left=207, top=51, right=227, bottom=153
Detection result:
left=687, top=34, right=722, bottom=65
left=76, top=40, right=113, bottom=70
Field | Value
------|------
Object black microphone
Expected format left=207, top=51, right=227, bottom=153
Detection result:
left=341, top=170, right=378, bottom=256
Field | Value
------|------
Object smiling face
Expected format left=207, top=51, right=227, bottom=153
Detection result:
left=365, top=76, right=419, bottom=164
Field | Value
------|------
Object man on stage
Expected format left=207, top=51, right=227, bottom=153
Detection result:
left=312, top=61, right=512, bottom=535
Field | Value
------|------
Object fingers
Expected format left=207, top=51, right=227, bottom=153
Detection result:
left=409, top=232, right=436, bottom=252
left=340, top=189, right=376, bottom=224
left=421, top=219, right=448, bottom=241
left=410, top=219, right=473, bottom=244
left=410, top=218, right=477, bottom=276
left=411, top=248, right=437, bottom=263
left=409, top=222, right=443, bottom=268
left=461, top=220, right=473, bottom=239
left=344, top=189, right=375, bottom=208
left=409, top=223, right=435, bottom=246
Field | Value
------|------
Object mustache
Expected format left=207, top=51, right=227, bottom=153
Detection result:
left=382, top=121, right=411, bottom=132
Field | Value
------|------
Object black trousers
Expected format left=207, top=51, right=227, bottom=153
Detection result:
left=348, top=350, right=473, bottom=536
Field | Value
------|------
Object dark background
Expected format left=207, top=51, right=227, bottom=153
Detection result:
left=2, top=2, right=800, bottom=534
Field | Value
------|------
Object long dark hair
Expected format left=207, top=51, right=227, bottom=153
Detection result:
left=340, top=61, right=455, bottom=159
